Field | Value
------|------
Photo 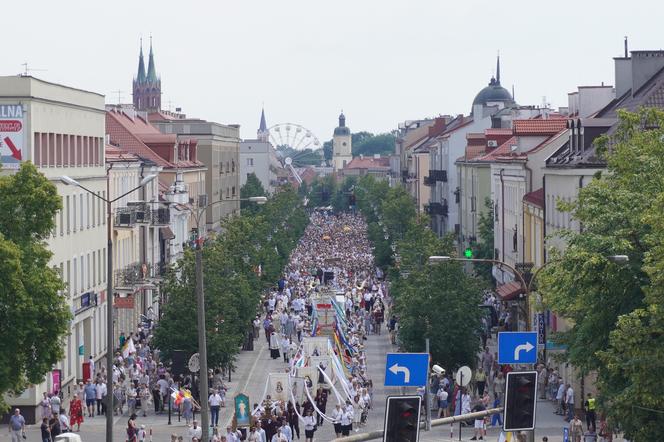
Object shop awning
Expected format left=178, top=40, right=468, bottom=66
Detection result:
left=160, top=226, right=175, bottom=240
left=497, top=281, right=525, bottom=301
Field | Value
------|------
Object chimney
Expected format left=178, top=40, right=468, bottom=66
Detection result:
left=614, top=56, right=632, bottom=98
left=630, top=51, right=664, bottom=96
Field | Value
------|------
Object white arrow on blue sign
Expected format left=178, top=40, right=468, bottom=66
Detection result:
left=498, top=332, right=538, bottom=364
left=384, top=353, right=429, bottom=387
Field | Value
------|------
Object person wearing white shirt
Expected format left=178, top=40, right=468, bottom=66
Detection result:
left=58, top=410, right=70, bottom=433
left=331, top=403, right=343, bottom=438
left=256, top=421, right=267, bottom=442
left=340, top=407, right=353, bottom=436
left=209, top=390, right=223, bottom=427
left=302, top=410, right=317, bottom=442
left=279, top=420, right=292, bottom=442
left=188, top=421, right=202, bottom=441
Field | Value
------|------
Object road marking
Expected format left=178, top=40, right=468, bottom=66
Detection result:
left=514, top=341, right=535, bottom=361
left=388, top=363, right=411, bottom=383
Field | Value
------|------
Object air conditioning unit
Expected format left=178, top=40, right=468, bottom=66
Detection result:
left=487, top=140, right=498, bottom=147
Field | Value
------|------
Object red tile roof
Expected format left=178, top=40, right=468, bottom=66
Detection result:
left=105, top=144, right=139, bottom=162
left=485, top=128, right=513, bottom=136
left=513, top=119, right=567, bottom=135
left=474, top=136, right=517, bottom=161
left=344, top=156, right=390, bottom=169
left=523, top=188, right=544, bottom=208
left=106, top=108, right=204, bottom=169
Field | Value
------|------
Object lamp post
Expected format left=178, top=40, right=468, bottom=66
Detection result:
left=182, top=195, right=267, bottom=442
left=428, top=255, right=629, bottom=329
left=60, top=172, right=156, bottom=442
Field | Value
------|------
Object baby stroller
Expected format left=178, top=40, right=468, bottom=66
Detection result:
left=360, top=406, right=368, bottom=425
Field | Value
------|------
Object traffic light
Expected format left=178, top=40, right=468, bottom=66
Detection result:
left=504, top=371, right=538, bottom=432
left=464, top=247, right=473, bottom=258
left=384, top=395, right=421, bottom=442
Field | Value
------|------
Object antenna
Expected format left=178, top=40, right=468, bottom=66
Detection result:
left=20, top=62, right=47, bottom=77
left=112, top=90, right=124, bottom=104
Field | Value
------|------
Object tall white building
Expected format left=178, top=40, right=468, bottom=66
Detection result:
left=240, top=108, right=280, bottom=193
left=0, top=76, right=107, bottom=421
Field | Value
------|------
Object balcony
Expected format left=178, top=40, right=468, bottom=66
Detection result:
left=128, top=202, right=151, bottom=224
left=114, top=262, right=145, bottom=289
left=424, top=202, right=448, bottom=217
left=429, top=169, right=448, bottom=182
left=115, top=207, right=136, bottom=228
left=151, top=208, right=170, bottom=226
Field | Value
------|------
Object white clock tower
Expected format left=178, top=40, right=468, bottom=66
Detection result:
left=332, top=112, right=353, bottom=171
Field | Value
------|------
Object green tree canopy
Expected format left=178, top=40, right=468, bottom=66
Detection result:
left=0, top=162, right=70, bottom=409
left=240, top=173, right=267, bottom=214
left=539, top=109, right=664, bottom=440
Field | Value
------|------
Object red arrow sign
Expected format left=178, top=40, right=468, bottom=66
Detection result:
left=4, top=137, right=21, bottom=160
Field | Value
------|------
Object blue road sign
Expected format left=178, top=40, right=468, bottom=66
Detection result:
left=498, top=332, right=538, bottom=364
left=384, top=353, right=429, bottom=387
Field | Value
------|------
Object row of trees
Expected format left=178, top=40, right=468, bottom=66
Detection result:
left=154, top=176, right=308, bottom=372
left=351, top=175, right=486, bottom=370
left=538, top=109, right=664, bottom=441
left=0, top=163, right=71, bottom=409
left=322, top=131, right=396, bottom=160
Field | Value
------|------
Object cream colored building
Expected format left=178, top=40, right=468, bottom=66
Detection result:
left=0, top=76, right=107, bottom=421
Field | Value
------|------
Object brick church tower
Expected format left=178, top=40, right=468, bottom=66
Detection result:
left=133, top=38, right=161, bottom=112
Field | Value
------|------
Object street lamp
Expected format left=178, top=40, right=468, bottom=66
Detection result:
left=182, top=195, right=266, bottom=442
left=60, top=173, right=156, bottom=442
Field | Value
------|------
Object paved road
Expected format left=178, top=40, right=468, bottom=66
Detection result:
left=3, top=326, right=395, bottom=442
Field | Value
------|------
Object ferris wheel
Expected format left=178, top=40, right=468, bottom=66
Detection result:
left=268, top=123, right=321, bottom=152
left=268, top=123, right=322, bottom=185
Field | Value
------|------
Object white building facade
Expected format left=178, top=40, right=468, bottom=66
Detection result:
left=0, top=76, right=107, bottom=419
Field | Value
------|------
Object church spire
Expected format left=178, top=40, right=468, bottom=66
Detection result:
left=147, top=36, right=157, bottom=82
left=258, top=107, right=268, bottom=141
left=496, top=53, right=501, bottom=85
left=136, top=38, right=146, bottom=84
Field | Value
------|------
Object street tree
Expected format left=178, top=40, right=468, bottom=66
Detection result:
left=0, top=162, right=70, bottom=408
left=539, top=109, right=664, bottom=440
left=241, top=173, right=267, bottom=214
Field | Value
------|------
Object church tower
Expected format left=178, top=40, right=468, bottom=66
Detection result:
left=332, top=112, right=352, bottom=171
left=133, top=38, right=161, bottom=112
left=257, top=107, right=269, bottom=142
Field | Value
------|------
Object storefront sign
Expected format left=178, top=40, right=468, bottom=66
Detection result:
left=114, top=295, right=134, bottom=309
left=0, top=104, right=25, bottom=169
left=537, top=313, right=546, bottom=345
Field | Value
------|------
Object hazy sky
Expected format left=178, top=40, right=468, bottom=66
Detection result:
left=6, top=1, right=664, bottom=142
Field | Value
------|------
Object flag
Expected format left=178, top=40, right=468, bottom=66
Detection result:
left=122, top=338, right=136, bottom=358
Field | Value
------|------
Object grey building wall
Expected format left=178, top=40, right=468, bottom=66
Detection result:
left=154, top=120, right=240, bottom=231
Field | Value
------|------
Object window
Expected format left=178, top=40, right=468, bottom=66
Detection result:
left=86, top=194, right=90, bottom=229
left=72, top=195, right=77, bottom=232
left=231, top=160, right=235, bottom=172
left=59, top=197, right=64, bottom=235
left=232, top=186, right=236, bottom=197
left=102, top=249, right=106, bottom=283
left=79, top=194, right=84, bottom=230
left=72, top=257, right=78, bottom=295
left=80, top=255, right=84, bottom=293
left=66, top=260, right=71, bottom=297
left=92, top=252, right=96, bottom=288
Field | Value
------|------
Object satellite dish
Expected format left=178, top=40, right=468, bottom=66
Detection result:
left=188, top=353, right=200, bottom=373
left=285, top=157, right=293, bottom=166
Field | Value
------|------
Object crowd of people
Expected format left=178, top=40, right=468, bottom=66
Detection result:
left=233, top=210, right=387, bottom=442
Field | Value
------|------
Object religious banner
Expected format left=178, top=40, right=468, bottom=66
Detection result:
left=295, top=366, right=319, bottom=399
left=268, top=373, right=290, bottom=402
left=289, top=376, right=307, bottom=403
left=302, top=337, right=330, bottom=359
left=234, top=393, right=251, bottom=427
left=310, top=355, right=333, bottom=385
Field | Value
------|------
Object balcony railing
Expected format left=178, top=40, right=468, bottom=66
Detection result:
left=115, top=208, right=136, bottom=228
left=429, top=170, right=448, bottom=182
left=151, top=208, right=170, bottom=226
left=424, top=202, right=448, bottom=217
left=114, top=262, right=145, bottom=288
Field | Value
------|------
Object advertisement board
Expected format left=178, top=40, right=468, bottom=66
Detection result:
left=0, top=104, right=25, bottom=169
